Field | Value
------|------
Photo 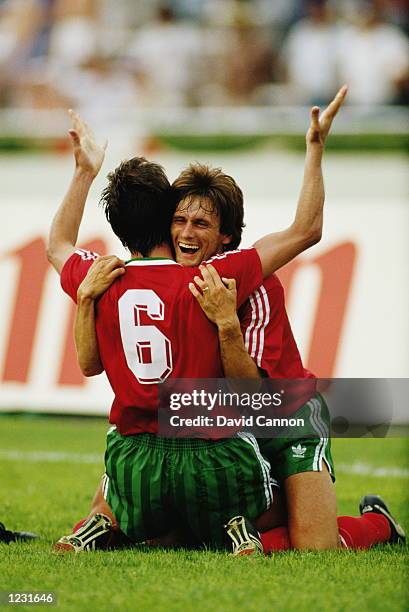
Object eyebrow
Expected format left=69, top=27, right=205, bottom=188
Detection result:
left=173, top=213, right=210, bottom=223
left=193, top=218, right=210, bottom=225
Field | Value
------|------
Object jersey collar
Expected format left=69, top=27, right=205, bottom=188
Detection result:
left=126, top=257, right=180, bottom=267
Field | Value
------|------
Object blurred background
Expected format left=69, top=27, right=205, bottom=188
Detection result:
left=0, top=0, right=408, bottom=143
left=0, top=0, right=408, bottom=417
left=0, top=0, right=408, bottom=112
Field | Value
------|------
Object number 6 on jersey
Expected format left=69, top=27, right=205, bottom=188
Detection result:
left=118, top=289, right=173, bottom=384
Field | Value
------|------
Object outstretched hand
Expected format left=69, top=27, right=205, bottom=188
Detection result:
left=77, top=255, right=126, bottom=301
left=306, top=85, right=348, bottom=148
left=68, top=109, right=107, bottom=177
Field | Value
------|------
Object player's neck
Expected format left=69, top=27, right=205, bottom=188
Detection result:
left=148, top=244, right=174, bottom=259
left=130, top=243, right=174, bottom=261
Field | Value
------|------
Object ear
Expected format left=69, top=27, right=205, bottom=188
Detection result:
left=221, top=234, right=232, bottom=246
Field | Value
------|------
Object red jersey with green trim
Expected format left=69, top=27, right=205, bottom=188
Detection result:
left=61, top=248, right=263, bottom=434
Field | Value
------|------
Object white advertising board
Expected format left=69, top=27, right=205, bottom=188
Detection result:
left=0, top=151, right=407, bottom=419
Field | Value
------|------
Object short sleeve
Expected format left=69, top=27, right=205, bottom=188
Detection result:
left=203, top=248, right=263, bottom=307
left=60, top=249, right=100, bottom=302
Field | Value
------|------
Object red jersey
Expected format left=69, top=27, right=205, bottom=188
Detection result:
left=239, top=274, right=316, bottom=415
left=239, top=274, right=315, bottom=379
left=61, top=248, right=263, bottom=434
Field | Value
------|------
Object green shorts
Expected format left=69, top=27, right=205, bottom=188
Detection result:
left=258, top=394, right=335, bottom=484
left=104, top=429, right=273, bottom=548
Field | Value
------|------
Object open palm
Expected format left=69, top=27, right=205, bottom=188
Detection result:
left=68, top=109, right=107, bottom=177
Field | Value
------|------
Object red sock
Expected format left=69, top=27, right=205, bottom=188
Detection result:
left=259, top=513, right=391, bottom=553
left=72, top=518, right=87, bottom=533
left=337, top=514, right=390, bottom=549
left=260, top=526, right=291, bottom=552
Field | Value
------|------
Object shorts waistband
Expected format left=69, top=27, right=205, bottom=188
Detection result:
left=110, top=430, right=233, bottom=452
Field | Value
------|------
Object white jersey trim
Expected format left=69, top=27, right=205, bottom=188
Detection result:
left=75, top=248, right=99, bottom=261
left=126, top=259, right=180, bottom=267
left=244, top=286, right=271, bottom=367
left=203, top=248, right=250, bottom=265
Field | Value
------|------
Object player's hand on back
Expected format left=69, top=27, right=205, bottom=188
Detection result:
left=189, top=264, right=238, bottom=328
left=306, top=84, right=348, bottom=148
left=77, top=256, right=126, bottom=301
left=68, top=109, right=107, bottom=177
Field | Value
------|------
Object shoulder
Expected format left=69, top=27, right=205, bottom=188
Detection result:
left=204, top=248, right=246, bottom=264
left=60, top=249, right=101, bottom=301
left=61, top=248, right=100, bottom=276
left=73, top=248, right=100, bottom=262
left=204, top=248, right=259, bottom=270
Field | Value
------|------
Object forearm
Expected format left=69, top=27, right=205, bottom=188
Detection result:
left=291, top=145, right=324, bottom=242
left=253, top=86, right=348, bottom=278
left=254, top=146, right=323, bottom=277
left=47, top=168, right=95, bottom=274
left=75, top=294, right=104, bottom=376
left=218, top=317, right=261, bottom=379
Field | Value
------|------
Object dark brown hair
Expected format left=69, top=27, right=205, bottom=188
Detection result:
left=100, top=157, right=174, bottom=256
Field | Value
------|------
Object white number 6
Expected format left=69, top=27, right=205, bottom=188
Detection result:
left=118, top=289, right=173, bottom=384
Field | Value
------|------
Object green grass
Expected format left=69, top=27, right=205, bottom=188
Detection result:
left=0, top=416, right=408, bottom=611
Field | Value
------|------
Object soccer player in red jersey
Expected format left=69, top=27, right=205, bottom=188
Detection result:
left=47, top=92, right=337, bottom=549
left=188, top=264, right=405, bottom=552
left=52, top=86, right=404, bottom=553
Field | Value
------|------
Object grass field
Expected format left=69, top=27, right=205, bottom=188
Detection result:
left=0, top=415, right=408, bottom=611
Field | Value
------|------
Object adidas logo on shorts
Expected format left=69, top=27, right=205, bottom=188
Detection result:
left=291, top=443, right=307, bottom=458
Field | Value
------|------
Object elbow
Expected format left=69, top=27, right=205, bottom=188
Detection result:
left=291, top=219, right=322, bottom=251
left=299, top=222, right=322, bottom=248
left=81, top=364, right=104, bottom=377
left=46, top=244, right=55, bottom=265
left=306, top=227, right=322, bottom=247
left=46, top=243, right=61, bottom=271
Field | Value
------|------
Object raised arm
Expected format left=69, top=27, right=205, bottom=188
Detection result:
left=75, top=256, right=125, bottom=376
left=47, top=110, right=107, bottom=274
left=255, top=85, right=347, bottom=278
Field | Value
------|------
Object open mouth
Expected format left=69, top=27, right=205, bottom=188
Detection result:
left=178, top=242, right=200, bottom=255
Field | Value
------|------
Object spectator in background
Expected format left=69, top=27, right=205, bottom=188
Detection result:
left=169, top=0, right=203, bottom=20
left=0, top=0, right=51, bottom=104
left=339, top=0, right=408, bottom=34
left=49, top=54, right=140, bottom=114
left=125, top=4, right=203, bottom=107
left=223, top=11, right=273, bottom=105
left=13, top=0, right=141, bottom=112
left=281, top=0, right=339, bottom=105
left=381, top=0, right=409, bottom=34
left=0, top=0, right=49, bottom=71
left=0, top=0, right=102, bottom=108
left=337, top=0, right=409, bottom=105
left=1, top=0, right=408, bottom=111
left=47, top=0, right=99, bottom=69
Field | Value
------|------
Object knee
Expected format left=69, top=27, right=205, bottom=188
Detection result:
left=289, top=519, right=339, bottom=550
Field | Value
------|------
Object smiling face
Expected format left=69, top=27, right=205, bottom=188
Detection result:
left=171, top=196, right=232, bottom=267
